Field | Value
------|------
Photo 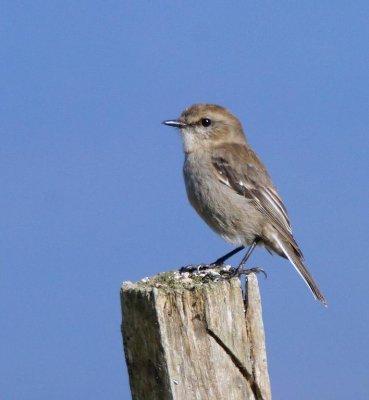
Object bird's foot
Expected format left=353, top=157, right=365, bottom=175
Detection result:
left=214, top=266, right=267, bottom=281
left=241, top=267, right=267, bottom=279
left=178, top=263, right=265, bottom=283
left=179, top=262, right=226, bottom=273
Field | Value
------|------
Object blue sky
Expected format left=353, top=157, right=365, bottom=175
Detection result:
left=1, top=2, right=368, bottom=399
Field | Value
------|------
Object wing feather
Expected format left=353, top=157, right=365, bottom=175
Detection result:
left=211, top=143, right=326, bottom=304
left=212, top=144, right=292, bottom=235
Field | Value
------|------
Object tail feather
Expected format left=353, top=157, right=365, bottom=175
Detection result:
left=273, top=235, right=327, bottom=305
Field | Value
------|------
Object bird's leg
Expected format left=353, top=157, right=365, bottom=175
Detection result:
left=235, top=240, right=258, bottom=273
left=221, top=239, right=264, bottom=278
left=211, top=245, right=245, bottom=266
left=179, top=246, right=245, bottom=273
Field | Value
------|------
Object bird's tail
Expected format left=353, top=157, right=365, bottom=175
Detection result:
left=273, top=235, right=327, bottom=305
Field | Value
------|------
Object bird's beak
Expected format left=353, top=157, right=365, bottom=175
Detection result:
left=162, top=120, right=187, bottom=128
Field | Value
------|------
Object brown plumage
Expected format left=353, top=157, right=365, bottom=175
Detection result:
left=163, top=104, right=327, bottom=305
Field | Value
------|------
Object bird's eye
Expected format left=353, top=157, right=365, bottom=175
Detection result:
left=201, top=118, right=212, bottom=127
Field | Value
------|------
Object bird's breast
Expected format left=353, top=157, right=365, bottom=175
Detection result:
left=183, top=152, right=261, bottom=246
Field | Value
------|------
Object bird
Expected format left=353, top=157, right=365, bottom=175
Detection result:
left=162, top=104, right=326, bottom=305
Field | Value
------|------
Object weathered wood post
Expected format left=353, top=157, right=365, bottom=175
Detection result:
left=120, top=271, right=271, bottom=400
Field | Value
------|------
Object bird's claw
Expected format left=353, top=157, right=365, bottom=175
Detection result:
left=179, top=263, right=213, bottom=273
left=214, top=266, right=267, bottom=280
left=179, top=263, right=266, bottom=281
left=241, top=267, right=267, bottom=279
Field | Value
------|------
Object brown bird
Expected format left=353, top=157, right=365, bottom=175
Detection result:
left=163, top=104, right=326, bottom=305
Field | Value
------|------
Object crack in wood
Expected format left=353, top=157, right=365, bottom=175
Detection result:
left=206, top=327, right=264, bottom=400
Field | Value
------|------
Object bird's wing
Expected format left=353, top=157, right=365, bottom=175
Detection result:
left=211, top=143, right=292, bottom=235
left=212, top=143, right=327, bottom=305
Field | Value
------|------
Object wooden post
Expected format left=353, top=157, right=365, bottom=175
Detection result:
left=120, top=271, right=271, bottom=400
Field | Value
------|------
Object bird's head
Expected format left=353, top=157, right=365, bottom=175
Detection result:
left=163, top=104, right=247, bottom=153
